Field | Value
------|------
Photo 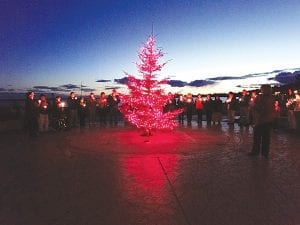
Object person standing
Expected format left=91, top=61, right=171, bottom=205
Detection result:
left=37, top=94, right=49, bottom=133
left=226, top=92, right=238, bottom=125
left=185, top=93, right=194, bottom=126
left=78, top=97, right=87, bottom=128
left=164, top=92, right=175, bottom=113
left=273, top=100, right=281, bottom=130
left=212, top=95, right=223, bottom=125
left=98, top=92, right=108, bottom=127
left=248, top=90, right=257, bottom=126
left=239, top=89, right=250, bottom=126
left=52, top=96, right=66, bottom=130
left=195, top=94, right=204, bottom=124
left=107, top=89, right=120, bottom=126
left=25, top=91, right=38, bottom=137
left=87, top=92, right=97, bottom=127
left=177, top=95, right=185, bottom=125
left=248, top=84, right=275, bottom=158
left=67, top=92, right=78, bottom=128
left=52, top=96, right=64, bottom=119
left=203, top=94, right=213, bottom=126
left=286, top=88, right=296, bottom=130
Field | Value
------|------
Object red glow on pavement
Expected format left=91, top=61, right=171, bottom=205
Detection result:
left=121, top=155, right=179, bottom=203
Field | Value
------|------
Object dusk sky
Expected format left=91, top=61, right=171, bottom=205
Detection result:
left=1, top=0, right=300, bottom=94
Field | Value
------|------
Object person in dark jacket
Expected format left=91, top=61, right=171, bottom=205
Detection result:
left=51, top=96, right=67, bottom=130
left=107, top=89, right=120, bottom=126
left=52, top=96, right=64, bottom=118
left=204, top=94, right=214, bottom=126
left=98, top=92, right=108, bottom=127
left=226, top=92, right=238, bottom=125
left=67, top=92, right=78, bottom=128
left=37, top=94, right=49, bottom=133
left=239, top=89, right=251, bottom=126
left=25, top=91, right=38, bottom=137
left=164, top=92, right=176, bottom=113
left=195, top=94, right=204, bottom=124
left=177, top=95, right=185, bottom=125
left=248, top=91, right=257, bottom=126
left=212, top=95, right=223, bottom=125
left=87, top=92, right=97, bottom=127
left=286, top=88, right=296, bottom=130
left=185, top=93, right=194, bottom=126
left=78, top=97, right=87, bottom=128
left=248, top=84, right=275, bottom=158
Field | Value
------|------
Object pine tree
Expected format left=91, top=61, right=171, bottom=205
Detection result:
left=120, top=35, right=182, bottom=135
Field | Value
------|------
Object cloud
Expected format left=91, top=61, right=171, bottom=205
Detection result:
left=273, top=72, right=296, bottom=84
left=49, top=87, right=67, bottom=92
left=96, top=79, right=111, bottom=82
left=105, top=86, right=122, bottom=90
left=112, top=67, right=300, bottom=91
left=116, top=77, right=214, bottom=88
left=33, top=85, right=68, bottom=92
left=59, top=84, right=80, bottom=89
left=188, top=80, right=215, bottom=87
left=31, top=88, right=47, bottom=93
left=209, top=71, right=276, bottom=81
left=33, top=85, right=51, bottom=89
left=293, top=70, right=300, bottom=78
left=0, top=88, right=7, bottom=92
left=209, top=76, right=243, bottom=81
left=82, top=88, right=96, bottom=92
left=168, top=80, right=188, bottom=87
left=114, top=77, right=128, bottom=84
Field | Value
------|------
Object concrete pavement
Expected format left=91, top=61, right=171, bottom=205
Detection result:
left=0, top=122, right=299, bottom=225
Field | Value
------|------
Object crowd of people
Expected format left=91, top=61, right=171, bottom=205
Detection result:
left=24, top=89, right=121, bottom=137
left=24, top=86, right=300, bottom=138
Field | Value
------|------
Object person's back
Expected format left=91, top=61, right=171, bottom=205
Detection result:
left=253, top=86, right=275, bottom=125
left=248, top=84, right=275, bottom=158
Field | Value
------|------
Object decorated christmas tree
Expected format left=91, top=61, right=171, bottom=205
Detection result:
left=120, top=35, right=183, bottom=135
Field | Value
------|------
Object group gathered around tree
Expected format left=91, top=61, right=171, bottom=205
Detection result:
left=23, top=34, right=300, bottom=159
left=24, top=86, right=300, bottom=158
left=25, top=86, right=300, bottom=135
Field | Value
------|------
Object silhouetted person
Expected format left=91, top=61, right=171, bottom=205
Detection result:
left=52, top=96, right=66, bottom=130
left=185, top=93, right=194, bottom=126
left=273, top=100, right=281, bottom=129
left=286, top=88, right=296, bottom=130
left=52, top=96, right=64, bottom=119
left=177, top=95, right=185, bottom=124
left=98, top=92, right=108, bottom=127
left=107, top=89, right=120, bottom=126
left=204, top=94, right=214, bottom=126
left=67, top=92, right=78, bottom=128
left=212, top=95, right=223, bottom=125
left=78, top=97, right=87, bottom=128
left=37, top=94, right=49, bottom=133
left=25, top=91, right=38, bottom=137
left=226, top=92, right=238, bottom=125
left=248, top=85, right=275, bottom=158
left=248, top=91, right=257, bottom=125
left=239, top=89, right=250, bottom=126
left=87, top=92, right=97, bottom=127
left=195, top=94, right=204, bottom=124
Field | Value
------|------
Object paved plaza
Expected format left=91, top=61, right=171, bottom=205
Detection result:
left=0, top=122, right=299, bottom=225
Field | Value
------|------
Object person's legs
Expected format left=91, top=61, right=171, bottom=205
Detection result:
left=249, top=124, right=262, bottom=155
left=261, top=123, right=272, bottom=157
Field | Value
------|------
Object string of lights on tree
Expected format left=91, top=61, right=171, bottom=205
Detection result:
left=119, top=35, right=183, bottom=135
